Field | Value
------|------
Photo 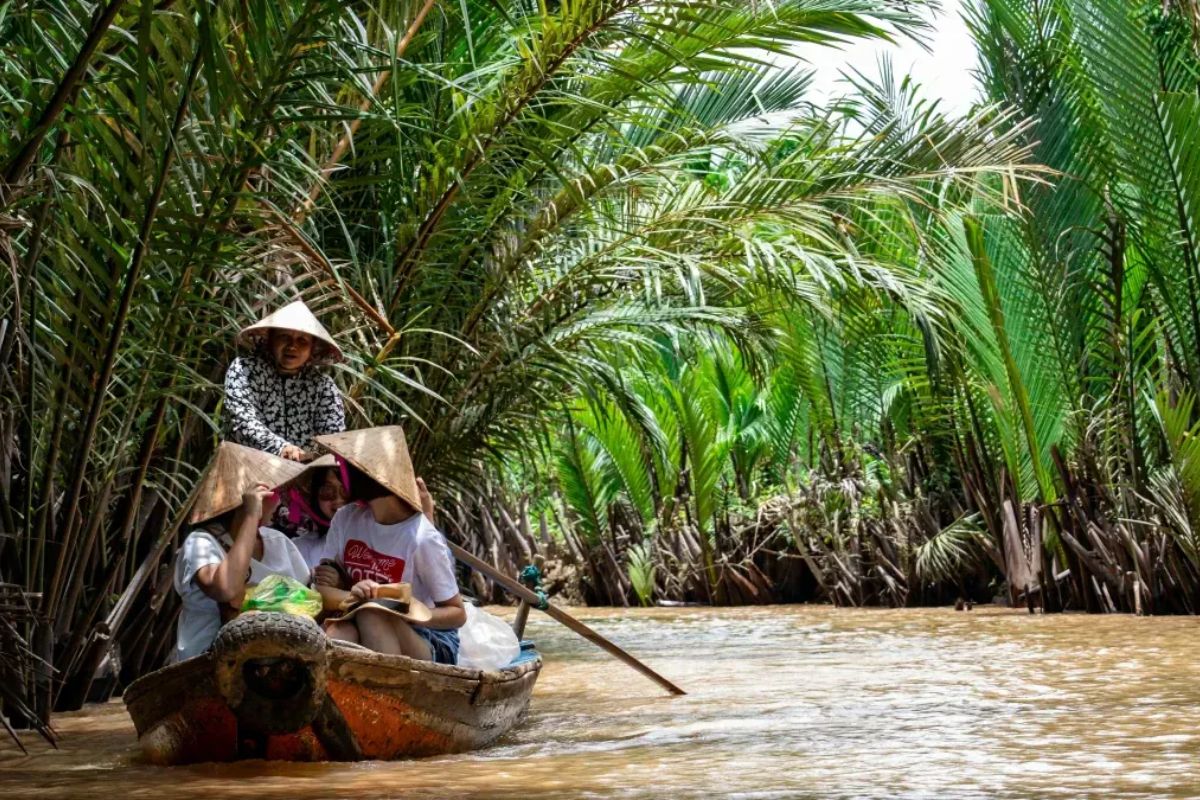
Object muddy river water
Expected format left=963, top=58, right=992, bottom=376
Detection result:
left=1, top=606, right=1197, bottom=799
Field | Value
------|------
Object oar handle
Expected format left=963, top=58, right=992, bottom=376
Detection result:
left=447, top=542, right=685, bottom=696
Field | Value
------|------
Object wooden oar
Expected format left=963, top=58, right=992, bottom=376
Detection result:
left=446, top=542, right=686, bottom=696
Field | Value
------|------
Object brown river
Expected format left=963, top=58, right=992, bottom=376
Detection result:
left=1, top=606, right=1198, bottom=799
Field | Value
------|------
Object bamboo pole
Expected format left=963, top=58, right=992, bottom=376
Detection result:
left=511, top=599, right=532, bottom=639
left=446, top=541, right=685, bottom=696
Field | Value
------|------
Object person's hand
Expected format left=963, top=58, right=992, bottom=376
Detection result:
left=351, top=579, right=380, bottom=601
left=417, top=477, right=435, bottom=523
left=260, top=487, right=282, bottom=523
left=280, top=444, right=309, bottom=462
left=241, top=483, right=273, bottom=522
left=313, top=563, right=342, bottom=588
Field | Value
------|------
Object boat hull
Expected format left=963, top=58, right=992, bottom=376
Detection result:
left=123, top=613, right=540, bottom=764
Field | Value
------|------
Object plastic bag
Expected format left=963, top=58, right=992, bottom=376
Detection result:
left=240, top=574, right=323, bottom=618
left=457, top=604, right=520, bottom=671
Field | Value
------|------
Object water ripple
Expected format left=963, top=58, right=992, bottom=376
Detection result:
left=2, top=606, right=1198, bottom=799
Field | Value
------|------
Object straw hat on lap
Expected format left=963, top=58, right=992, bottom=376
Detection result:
left=332, top=583, right=433, bottom=626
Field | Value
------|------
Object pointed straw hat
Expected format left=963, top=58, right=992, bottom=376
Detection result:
left=278, top=453, right=338, bottom=491
left=236, top=299, right=344, bottom=363
left=315, top=426, right=421, bottom=512
left=189, top=442, right=308, bottom=524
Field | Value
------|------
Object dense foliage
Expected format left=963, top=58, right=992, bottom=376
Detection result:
left=3, top=0, right=1200, bottom=734
left=535, top=0, right=1200, bottom=618
left=536, top=0, right=1200, bottom=616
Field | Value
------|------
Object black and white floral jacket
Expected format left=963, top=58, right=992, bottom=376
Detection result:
left=223, top=353, right=345, bottom=455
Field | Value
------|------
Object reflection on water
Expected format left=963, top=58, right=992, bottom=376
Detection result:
left=2, top=606, right=1198, bottom=799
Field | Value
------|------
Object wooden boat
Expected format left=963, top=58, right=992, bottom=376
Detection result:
left=123, top=611, right=541, bottom=764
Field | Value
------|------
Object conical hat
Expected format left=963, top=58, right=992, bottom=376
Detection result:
left=189, top=442, right=309, bottom=524
left=316, top=426, right=421, bottom=511
left=236, top=300, right=343, bottom=363
left=278, top=453, right=338, bottom=491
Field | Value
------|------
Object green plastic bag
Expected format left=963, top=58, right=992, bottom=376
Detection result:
left=240, top=574, right=323, bottom=618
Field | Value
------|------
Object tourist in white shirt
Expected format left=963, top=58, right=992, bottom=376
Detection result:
left=172, top=442, right=310, bottom=662
left=311, top=426, right=466, bottom=663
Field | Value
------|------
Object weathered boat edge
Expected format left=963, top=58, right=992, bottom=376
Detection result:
left=123, top=621, right=541, bottom=764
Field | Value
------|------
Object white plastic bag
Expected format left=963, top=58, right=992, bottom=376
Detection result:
left=457, top=604, right=520, bottom=671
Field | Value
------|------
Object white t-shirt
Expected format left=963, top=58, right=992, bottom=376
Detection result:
left=291, top=530, right=326, bottom=570
left=172, top=526, right=310, bottom=662
left=320, top=504, right=459, bottom=607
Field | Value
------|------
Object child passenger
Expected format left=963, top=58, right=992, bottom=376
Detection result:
left=312, top=426, right=465, bottom=664
left=172, top=443, right=311, bottom=662
left=225, top=299, right=345, bottom=463
left=279, top=455, right=348, bottom=568
left=282, top=457, right=432, bottom=569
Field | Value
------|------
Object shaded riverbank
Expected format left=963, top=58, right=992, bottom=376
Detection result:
left=2, top=606, right=1198, bottom=799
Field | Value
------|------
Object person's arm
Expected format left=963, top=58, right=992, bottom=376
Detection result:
left=312, top=562, right=346, bottom=588
left=309, top=538, right=352, bottom=610
left=225, top=357, right=292, bottom=456
left=176, top=532, right=223, bottom=600
left=428, top=593, right=467, bottom=630
left=194, top=485, right=276, bottom=602
left=417, top=477, right=435, bottom=524
left=316, top=582, right=354, bottom=611
left=416, top=530, right=467, bottom=629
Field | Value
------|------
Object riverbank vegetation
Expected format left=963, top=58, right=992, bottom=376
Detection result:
left=3, top=0, right=1200, bottom=732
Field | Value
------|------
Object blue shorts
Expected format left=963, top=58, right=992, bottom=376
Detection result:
left=413, top=626, right=459, bottom=665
